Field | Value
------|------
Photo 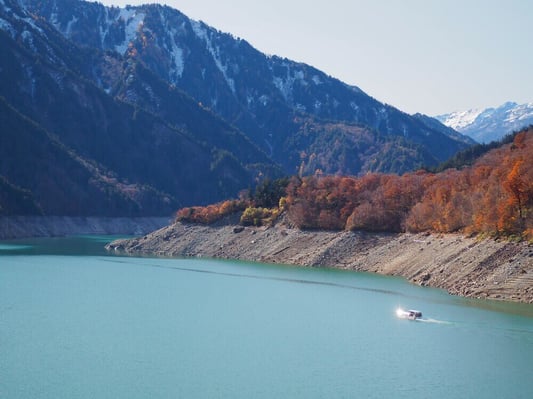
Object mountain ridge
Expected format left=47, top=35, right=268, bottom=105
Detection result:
left=1, top=0, right=274, bottom=215
left=23, top=0, right=473, bottom=171
left=1, top=0, right=475, bottom=217
left=436, top=101, right=533, bottom=143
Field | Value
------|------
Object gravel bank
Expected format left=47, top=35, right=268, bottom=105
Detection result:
left=107, top=218, right=533, bottom=303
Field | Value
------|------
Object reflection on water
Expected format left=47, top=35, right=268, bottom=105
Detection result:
left=0, top=235, right=129, bottom=256
left=0, top=243, right=33, bottom=251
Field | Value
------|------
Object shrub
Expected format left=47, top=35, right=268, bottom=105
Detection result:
left=240, top=206, right=279, bottom=226
left=176, top=199, right=247, bottom=224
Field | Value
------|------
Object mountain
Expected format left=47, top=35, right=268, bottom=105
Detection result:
left=22, top=0, right=472, bottom=175
left=436, top=102, right=533, bottom=143
left=0, top=0, right=275, bottom=216
left=0, top=0, right=475, bottom=217
left=0, top=96, right=174, bottom=216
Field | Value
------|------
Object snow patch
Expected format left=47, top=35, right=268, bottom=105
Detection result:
left=2, top=3, right=44, bottom=35
left=123, top=88, right=139, bottom=103
left=168, top=28, right=184, bottom=81
left=143, top=83, right=161, bottom=109
left=65, top=15, right=78, bottom=37
left=50, top=71, right=64, bottom=89
left=21, top=16, right=44, bottom=34
left=98, top=7, right=113, bottom=49
left=0, top=0, right=14, bottom=15
left=21, top=64, right=36, bottom=99
left=374, top=107, right=391, bottom=132
left=50, top=12, right=60, bottom=30
left=272, top=76, right=288, bottom=100
left=258, top=95, right=269, bottom=106
left=158, top=11, right=185, bottom=81
left=0, top=17, right=15, bottom=38
left=190, top=19, right=206, bottom=41
left=273, top=65, right=306, bottom=103
left=312, top=75, right=322, bottom=85
left=115, top=8, right=145, bottom=55
left=21, top=30, right=36, bottom=52
left=295, top=103, right=306, bottom=112
left=191, top=20, right=235, bottom=93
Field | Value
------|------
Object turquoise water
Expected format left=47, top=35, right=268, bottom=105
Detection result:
left=1, top=237, right=533, bottom=398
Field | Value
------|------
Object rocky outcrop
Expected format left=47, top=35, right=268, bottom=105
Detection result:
left=0, top=216, right=171, bottom=239
left=106, top=219, right=533, bottom=303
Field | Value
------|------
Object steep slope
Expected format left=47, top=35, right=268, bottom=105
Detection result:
left=286, top=117, right=437, bottom=175
left=0, top=174, right=42, bottom=216
left=436, top=102, right=533, bottom=143
left=0, top=96, right=174, bottom=216
left=0, top=0, right=274, bottom=215
left=25, top=0, right=473, bottom=174
left=110, top=58, right=276, bottom=173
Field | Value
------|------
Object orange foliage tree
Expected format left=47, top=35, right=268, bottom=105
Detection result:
left=176, top=128, right=533, bottom=239
left=175, top=199, right=247, bottom=224
left=285, top=128, right=532, bottom=238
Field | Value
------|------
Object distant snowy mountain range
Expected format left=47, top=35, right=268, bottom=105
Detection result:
left=436, top=102, right=533, bottom=143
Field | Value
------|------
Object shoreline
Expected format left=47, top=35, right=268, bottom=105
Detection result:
left=0, top=216, right=172, bottom=239
left=107, top=219, right=533, bottom=304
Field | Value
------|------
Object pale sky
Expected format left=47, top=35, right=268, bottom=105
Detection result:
left=99, top=0, right=533, bottom=116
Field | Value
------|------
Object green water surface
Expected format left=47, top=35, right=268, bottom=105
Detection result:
left=1, top=236, right=532, bottom=398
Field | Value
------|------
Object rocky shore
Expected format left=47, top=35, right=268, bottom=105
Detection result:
left=0, top=216, right=171, bottom=239
left=106, top=216, right=533, bottom=304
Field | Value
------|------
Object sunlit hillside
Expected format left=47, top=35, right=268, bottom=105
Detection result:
left=177, top=128, right=533, bottom=240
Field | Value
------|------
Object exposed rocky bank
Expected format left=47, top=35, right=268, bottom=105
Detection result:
left=107, top=218, right=533, bottom=303
left=0, top=216, right=171, bottom=239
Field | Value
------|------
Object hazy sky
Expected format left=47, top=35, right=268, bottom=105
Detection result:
left=100, top=0, right=533, bottom=115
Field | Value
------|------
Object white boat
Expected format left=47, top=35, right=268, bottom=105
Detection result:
left=396, top=308, right=422, bottom=320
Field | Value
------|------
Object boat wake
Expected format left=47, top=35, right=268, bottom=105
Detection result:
left=417, top=318, right=452, bottom=325
left=103, top=258, right=412, bottom=297
left=396, top=307, right=451, bottom=324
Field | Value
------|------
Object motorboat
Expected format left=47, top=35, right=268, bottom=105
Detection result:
left=396, top=308, right=422, bottom=320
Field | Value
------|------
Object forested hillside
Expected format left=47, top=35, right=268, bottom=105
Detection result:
left=0, top=0, right=275, bottom=215
left=177, top=128, right=533, bottom=240
left=24, top=0, right=473, bottom=176
left=286, top=128, right=532, bottom=238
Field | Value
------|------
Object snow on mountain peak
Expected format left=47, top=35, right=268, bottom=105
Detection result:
left=438, top=108, right=484, bottom=130
left=436, top=102, right=533, bottom=143
left=505, top=102, right=533, bottom=123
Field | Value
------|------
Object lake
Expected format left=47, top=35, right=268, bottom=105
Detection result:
left=1, top=236, right=532, bottom=398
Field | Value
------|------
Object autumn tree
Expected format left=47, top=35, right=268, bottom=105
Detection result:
left=177, top=128, right=533, bottom=239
